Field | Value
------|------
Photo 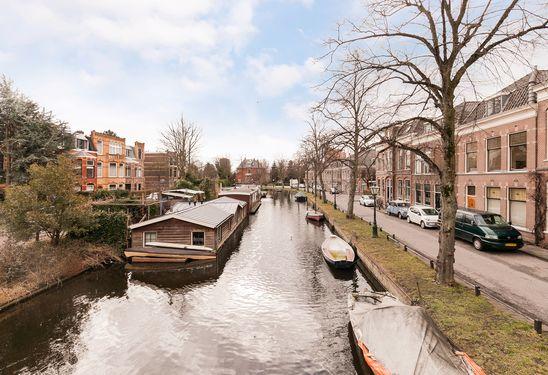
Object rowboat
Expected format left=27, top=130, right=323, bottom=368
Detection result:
left=305, top=210, right=324, bottom=221
left=321, top=235, right=355, bottom=269
left=348, top=292, right=485, bottom=375
left=294, top=191, right=307, bottom=202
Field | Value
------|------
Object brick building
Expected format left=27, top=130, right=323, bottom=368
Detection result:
left=235, top=159, right=268, bottom=184
left=375, top=68, right=548, bottom=243
left=70, top=131, right=97, bottom=192
left=144, top=152, right=179, bottom=192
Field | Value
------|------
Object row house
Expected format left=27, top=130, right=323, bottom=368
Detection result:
left=376, top=68, right=548, bottom=242
left=71, top=131, right=145, bottom=192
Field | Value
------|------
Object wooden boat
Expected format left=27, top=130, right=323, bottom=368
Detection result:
left=348, top=292, right=486, bottom=375
left=321, top=235, right=355, bottom=269
left=305, top=210, right=324, bottom=221
left=294, top=192, right=307, bottom=202
left=124, top=242, right=216, bottom=263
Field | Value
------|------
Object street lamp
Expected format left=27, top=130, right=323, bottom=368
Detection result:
left=332, top=184, right=338, bottom=209
left=370, top=184, right=379, bottom=238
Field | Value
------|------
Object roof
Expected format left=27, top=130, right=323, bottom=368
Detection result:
left=162, top=192, right=194, bottom=199
left=167, top=188, right=205, bottom=195
left=130, top=202, right=232, bottom=230
left=237, top=158, right=265, bottom=169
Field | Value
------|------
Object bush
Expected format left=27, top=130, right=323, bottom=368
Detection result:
left=70, top=211, right=129, bottom=251
left=175, top=179, right=197, bottom=190
left=91, top=189, right=130, bottom=201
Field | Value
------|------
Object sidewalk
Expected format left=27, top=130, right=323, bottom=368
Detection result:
left=521, top=244, right=548, bottom=261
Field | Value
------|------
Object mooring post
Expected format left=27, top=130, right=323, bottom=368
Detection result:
left=403, top=245, right=407, bottom=252
left=429, top=260, right=434, bottom=268
left=534, top=319, right=542, bottom=334
left=474, top=285, right=481, bottom=296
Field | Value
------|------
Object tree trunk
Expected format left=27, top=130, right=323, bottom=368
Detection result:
left=319, top=173, right=327, bottom=203
left=347, top=162, right=357, bottom=218
left=51, top=231, right=60, bottom=246
left=436, top=110, right=457, bottom=285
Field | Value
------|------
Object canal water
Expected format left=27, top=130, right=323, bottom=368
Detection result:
left=0, top=193, right=372, bottom=374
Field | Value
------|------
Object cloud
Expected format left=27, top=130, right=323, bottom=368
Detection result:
left=246, top=54, right=323, bottom=96
left=283, top=101, right=314, bottom=122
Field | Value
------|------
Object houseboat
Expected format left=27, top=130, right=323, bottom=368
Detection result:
left=125, top=197, right=248, bottom=264
left=218, top=185, right=262, bottom=214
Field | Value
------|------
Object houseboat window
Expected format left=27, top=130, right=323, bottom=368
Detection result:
left=97, top=162, right=103, bottom=177
left=415, top=183, right=422, bottom=204
left=143, top=232, right=157, bottom=246
left=109, top=163, right=117, bottom=177
left=466, top=142, right=478, bottom=172
left=509, top=188, right=526, bottom=227
left=96, top=140, right=103, bottom=155
left=192, top=232, right=205, bottom=246
left=509, top=132, right=527, bottom=170
left=487, top=137, right=501, bottom=171
left=216, top=227, right=222, bottom=243
left=486, top=187, right=501, bottom=214
left=86, top=160, right=95, bottom=178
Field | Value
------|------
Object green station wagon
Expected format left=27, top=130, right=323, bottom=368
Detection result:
left=455, top=208, right=524, bottom=250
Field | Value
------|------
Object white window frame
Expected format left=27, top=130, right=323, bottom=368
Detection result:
left=508, top=131, right=527, bottom=171
left=109, top=163, right=117, bottom=177
left=96, top=140, right=103, bottom=155
left=143, top=231, right=157, bottom=247
left=486, top=136, right=502, bottom=172
left=97, top=162, right=103, bottom=178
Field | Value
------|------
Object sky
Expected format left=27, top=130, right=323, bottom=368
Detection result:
left=0, top=0, right=364, bottom=164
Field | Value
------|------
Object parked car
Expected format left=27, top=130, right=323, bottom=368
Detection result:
left=359, top=195, right=375, bottom=207
left=330, top=187, right=340, bottom=194
left=386, top=200, right=410, bottom=219
left=407, top=205, right=439, bottom=229
left=299, top=183, right=305, bottom=189
left=455, top=208, right=523, bottom=251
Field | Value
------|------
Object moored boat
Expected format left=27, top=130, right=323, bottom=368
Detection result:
left=321, top=235, right=355, bottom=269
left=348, top=292, right=486, bottom=375
left=294, top=191, right=307, bottom=202
left=305, top=210, right=324, bottom=221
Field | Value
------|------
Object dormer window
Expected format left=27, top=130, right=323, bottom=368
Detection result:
left=76, top=138, right=87, bottom=150
left=486, top=96, right=504, bottom=116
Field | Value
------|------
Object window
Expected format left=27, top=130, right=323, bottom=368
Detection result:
left=415, top=158, right=422, bottom=174
left=487, top=137, right=501, bottom=171
left=434, top=185, right=441, bottom=210
left=398, top=151, right=404, bottom=170
left=138, top=149, right=143, bottom=159
left=405, top=180, right=411, bottom=201
left=397, top=180, right=403, bottom=199
left=119, top=164, right=125, bottom=177
left=125, top=165, right=131, bottom=177
left=76, top=138, right=87, bottom=149
left=136, top=168, right=142, bottom=178
left=109, top=163, right=117, bottom=177
left=509, top=132, right=527, bottom=170
left=85, top=184, right=95, bottom=192
left=405, top=151, right=411, bottom=169
left=96, top=140, right=103, bottom=155
left=466, top=185, right=476, bottom=209
left=424, top=184, right=431, bottom=206
left=415, top=183, right=422, bottom=204
left=108, top=184, right=117, bottom=190
left=192, top=231, right=205, bottom=246
left=143, top=231, right=157, bottom=246
left=509, top=188, right=526, bottom=227
left=486, top=187, right=501, bottom=214
left=466, top=142, right=478, bottom=172
left=86, top=160, right=95, bottom=178
left=109, top=141, right=123, bottom=155
left=126, top=148, right=135, bottom=158
left=216, top=227, right=223, bottom=243
left=97, top=162, right=103, bottom=177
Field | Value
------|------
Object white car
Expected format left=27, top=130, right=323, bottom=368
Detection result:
left=359, top=195, right=375, bottom=207
left=407, top=205, right=439, bottom=229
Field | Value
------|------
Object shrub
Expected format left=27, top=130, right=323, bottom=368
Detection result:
left=175, top=179, right=197, bottom=190
left=91, top=189, right=130, bottom=201
left=71, top=211, right=129, bottom=251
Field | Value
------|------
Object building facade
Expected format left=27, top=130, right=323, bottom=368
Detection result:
left=70, top=131, right=98, bottom=192
left=89, top=131, right=145, bottom=191
left=375, top=69, right=548, bottom=243
left=235, top=159, right=268, bottom=184
left=144, top=152, right=179, bottom=192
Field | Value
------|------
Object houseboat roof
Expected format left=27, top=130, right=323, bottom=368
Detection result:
left=162, top=192, right=194, bottom=199
left=130, top=203, right=232, bottom=230
left=171, top=196, right=246, bottom=215
left=167, top=188, right=205, bottom=195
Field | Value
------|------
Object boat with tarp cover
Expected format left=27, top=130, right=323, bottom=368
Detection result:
left=348, top=292, right=485, bottom=375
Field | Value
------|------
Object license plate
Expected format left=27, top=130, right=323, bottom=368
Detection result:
left=505, top=243, right=517, bottom=247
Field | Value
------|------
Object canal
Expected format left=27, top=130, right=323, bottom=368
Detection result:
left=0, top=192, right=372, bottom=374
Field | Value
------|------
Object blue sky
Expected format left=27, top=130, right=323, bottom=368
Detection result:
left=0, top=0, right=363, bottom=164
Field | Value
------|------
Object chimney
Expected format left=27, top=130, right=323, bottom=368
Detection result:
left=528, top=66, right=539, bottom=104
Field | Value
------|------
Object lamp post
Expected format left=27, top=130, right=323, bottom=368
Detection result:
left=332, top=184, right=338, bottom=210
left=370, top=184, right=379, bottom=238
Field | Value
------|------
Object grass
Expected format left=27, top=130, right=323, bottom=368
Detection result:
left=311, top=194, right=548, bottom=375
left=0, top=238, right=120, bottom=307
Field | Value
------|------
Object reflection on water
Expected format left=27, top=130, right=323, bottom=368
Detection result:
left=0, top=193, right=371, bottom=374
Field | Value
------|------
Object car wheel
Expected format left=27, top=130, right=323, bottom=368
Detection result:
left=398, top=212, right=402, bottom=219
left=420, top=221, right=425, bottom=229
left=473, top=238, right=483, bottom=251
left=407, top=216, right=411, bottom=223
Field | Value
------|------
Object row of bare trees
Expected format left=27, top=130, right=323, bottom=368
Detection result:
left=302, top=0, right=547, bottom=285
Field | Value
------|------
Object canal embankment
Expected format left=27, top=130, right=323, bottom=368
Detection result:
left=0, top=239, right=119, bottom=311
left=309, top=194, right=547, bottom=375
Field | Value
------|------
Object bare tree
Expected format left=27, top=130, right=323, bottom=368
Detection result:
left=319, top=68, right=383, bottom=218
left=327, top=0, right=547, bottom=284
left=160, top=115, right=202, bottom=178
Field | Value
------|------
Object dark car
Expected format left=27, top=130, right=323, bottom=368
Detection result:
left=455, top=208, right=524, bottom=250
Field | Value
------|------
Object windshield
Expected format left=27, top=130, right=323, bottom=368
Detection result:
left=362, top=195, right=372, bottom=199
left=477, top=214, right=507, bottom=225
left=397, top=202, right=409, bottom=207
left=421, top=208, right=438, bottom=215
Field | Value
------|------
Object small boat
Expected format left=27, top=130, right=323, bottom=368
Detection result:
left=294, top=192, right=307, bottom=202
left=321, top=235, right=355, bottom=269
left=348, top=292, right=485, bottom=375
left=305, top=210, right=324, bottom=221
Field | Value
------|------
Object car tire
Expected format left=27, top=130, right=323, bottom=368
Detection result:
left=398, top=212, right=402, bottom=219
left=420, top=221, right=425, bottom=229
left=407, top=216, right=411, bottom=223
left=473, top=237, right=483, bottom=251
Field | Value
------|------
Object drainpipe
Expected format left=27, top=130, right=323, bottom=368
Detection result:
left=528, top=67, right=541, bottom=241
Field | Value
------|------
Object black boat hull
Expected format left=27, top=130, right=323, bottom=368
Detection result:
left=323, top=256, right=356, bottom=269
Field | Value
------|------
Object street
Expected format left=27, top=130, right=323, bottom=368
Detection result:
left=324, top=192, right=548, bottom=324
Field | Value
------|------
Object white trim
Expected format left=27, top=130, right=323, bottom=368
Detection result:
left=143, top=231, right=157, bottom=247
left=508, top=130, right=528, bottom=172
left=191, top=230, right=206, bottom=246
